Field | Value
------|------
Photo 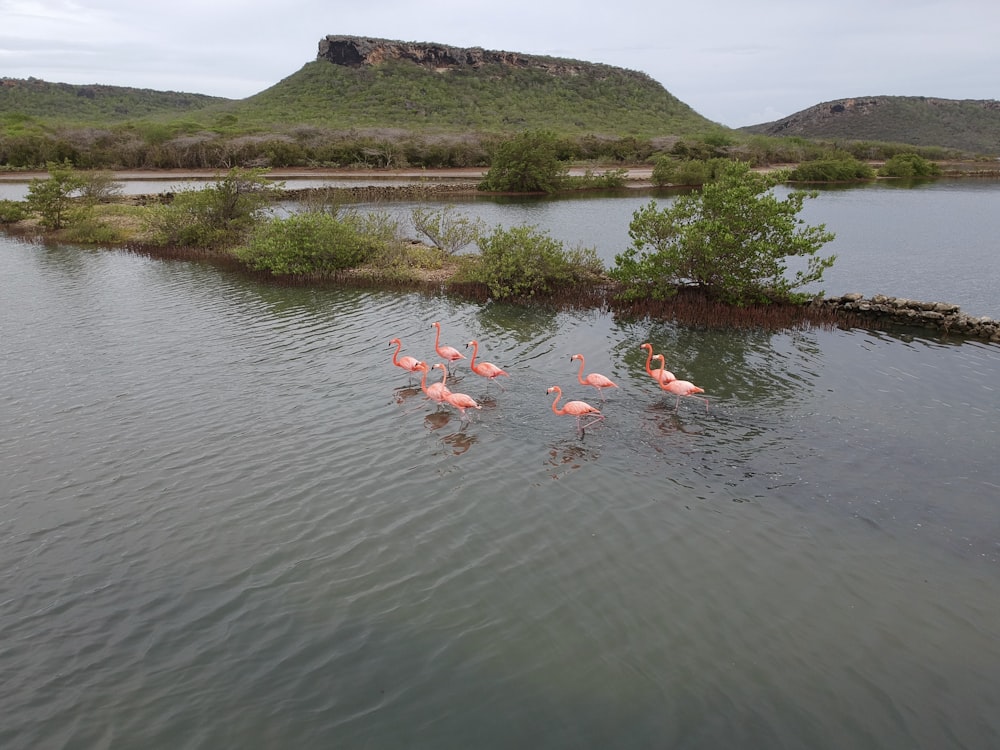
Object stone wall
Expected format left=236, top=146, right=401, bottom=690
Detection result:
left=813, top=293, right=1000, bottom=341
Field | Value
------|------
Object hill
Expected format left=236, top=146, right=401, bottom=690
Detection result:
left=741, top=96, right=1000, bottom=155
left=212, top=36, right=716, bottom=137
left=0, top=77, right=227, bottom=124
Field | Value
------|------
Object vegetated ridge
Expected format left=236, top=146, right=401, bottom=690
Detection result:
left=0, top=77, right=227, bottom=124
left=221, top=35, right=715, bottom=136
left=741, top=96, right=1000, bottom=155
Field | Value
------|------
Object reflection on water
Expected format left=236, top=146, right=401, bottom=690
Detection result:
left=2, top=232, right=999, bottom=750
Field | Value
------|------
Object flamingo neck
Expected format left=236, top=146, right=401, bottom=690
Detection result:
left=550, top=388, right=563, bottom=415
left=391, top=340, right=403, bottom=366
left=643, top=346, right=654, bottom=377
left=469, top=340, right=478, bottom=368
left=575, top=356, right=586, bottom=384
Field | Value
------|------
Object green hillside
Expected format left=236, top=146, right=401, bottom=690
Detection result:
left=741, top=96, right=1000, bottom=155
left=213, top=57, right=715, bottom=137
left=0, top=77, right=227, bottom=125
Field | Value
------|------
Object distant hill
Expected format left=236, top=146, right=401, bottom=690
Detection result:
left=741, top=96, right=1000, bottom=155
left=0, top=77, right=228, bottom=124
left=214, top=36, right=717, bottom=137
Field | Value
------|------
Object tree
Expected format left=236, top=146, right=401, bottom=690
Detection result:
left=25, top=160, right=86, bottom=229
left=478, top=130, right=568, bottom=193
left=611, top=161, right=836, bottom=305
left=410, top=206, right=484, bottom=255
left=151, top=167, right=283, bottom=247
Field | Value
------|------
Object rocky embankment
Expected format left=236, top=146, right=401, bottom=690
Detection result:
left=814, top=293, right=1000, bottom=341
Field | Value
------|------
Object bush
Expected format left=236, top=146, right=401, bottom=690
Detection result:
left=472, top=224, right=603, bottom=299
left=236, top=212, right=382, bottom=275
left=150, top=167, right=282, bottom=247
left=788, top=157, right=875, bottom=181
left=478, top=130, right=568, bottom=193
left=611, top=161, right=836, bottom=305
left=0, top=199, right=28, bottom=224
left=651, top=156, right=730, bottom=186
left=80, top=170, right=124, bottom=203
left=411, top=205, right=484, bottom=254
left=25, top=159, right=86, bottom=229
left=878, top=153, right=942, bottom=178
left=562, top=168, right=629, bottom=190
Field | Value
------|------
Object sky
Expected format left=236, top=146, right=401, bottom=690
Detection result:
left=2, top=0, right=998, bottom=128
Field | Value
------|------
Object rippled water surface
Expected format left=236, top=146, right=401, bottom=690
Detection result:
left=2, top=234, right=999, bottom=749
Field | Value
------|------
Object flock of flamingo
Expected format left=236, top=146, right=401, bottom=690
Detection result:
left=389, top=321, right=708, bottom=435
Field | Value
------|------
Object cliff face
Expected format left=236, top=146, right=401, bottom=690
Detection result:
left=316, top=35, right=643, bottom=79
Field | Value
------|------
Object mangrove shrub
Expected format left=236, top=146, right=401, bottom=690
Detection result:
left=473, top=224, right=603, bottom=300
left=236, top=212, right=382, bottom=276
left=478, top=130, right=568, bottom=193
left=611, top=161, right=836, bottom=305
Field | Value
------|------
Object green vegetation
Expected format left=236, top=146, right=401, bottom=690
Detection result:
left=611, top=162, right=836, bottom=305
left=478, top=130, right=569, bottom=193
left=25, top=160, right=86, bottom=228
left=0, top=199, right=28, bottom=223
left=740, top=96, right=1000, bottom=156
left=236, top=211, right=384, bottom=275
left=147, top=168, right=283, bottom=247
left=788, top=156, right=875, bottom=181
left=651, top=156, right=731, bottom=186
left=468, top=224, right=604, bottom=300
left=878, top=153, right=942, bottom=178
left=228, top=59, right=710, bottom=136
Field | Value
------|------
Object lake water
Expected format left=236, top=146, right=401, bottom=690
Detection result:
left=2, top=182, right=999, bottom=749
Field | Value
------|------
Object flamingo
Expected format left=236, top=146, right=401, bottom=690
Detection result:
left=389, top=338, right=422, bottom=381
left=467, top=339, right=510, bottom=390
left=640, top=342, right=676, bottom=384
left=652, top=355, right=708, bottom=411
left=444, top=390, right=481, bottom=425
left=432, top=322, right=465, bottom=368
left=415, top=361, right=452, bottom=407
left=570, top=353, right=618, bottom=400
left=546, top=385, right=603, bottom=434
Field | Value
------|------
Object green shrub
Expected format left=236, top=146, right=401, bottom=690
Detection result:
left=478, top=130, right=568, bottom=193
left=788, top=157, right=875, bottom=181
left=25, top=159, right=86, bottom=228
left=611, top=161, right=836, bottom=305
left=878, top=153, right=942, bottom=178
left=562, top=168, right=628, bottom=189
left=472, top=224, right=603, bottom=299
left=236, top=212, right=381, bottom=275
left=0, top=199, right=28, bottom=223
left=150, top=167, right=282, bottom=247
left=651, top=156, right=730, bottom=186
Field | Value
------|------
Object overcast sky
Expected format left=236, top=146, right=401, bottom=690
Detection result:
left=3, top=0, right=997, bottom=128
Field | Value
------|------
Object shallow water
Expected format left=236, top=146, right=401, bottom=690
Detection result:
left=2, top=236, right=998, bottom=749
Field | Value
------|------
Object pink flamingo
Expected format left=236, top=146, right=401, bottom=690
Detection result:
left=467, top=339, right=509, bottom=390
left=432, top=322, right=465, bottom=368
left=570, top=353, right=618, bottom=400
left=444, top=390, right=481, bottom=425
left=546, top=385, right=604, bottom=434
left=640, top=342, right=675, bottom=384
left=415, top=362, right=452, bottom=406
left=652, top=355, right=708, bottom=411
left=389, top=338, right=422, bottom=380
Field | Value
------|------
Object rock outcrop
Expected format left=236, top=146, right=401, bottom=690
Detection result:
left=812, top=293, right=1000, bottom=341
left=317, top=35, right=643, bottom=80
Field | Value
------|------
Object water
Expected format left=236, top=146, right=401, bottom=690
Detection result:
left=2, top=198, right=1000, bottom=747
left=339, top=179, right=1000, bottom=319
